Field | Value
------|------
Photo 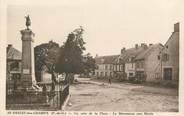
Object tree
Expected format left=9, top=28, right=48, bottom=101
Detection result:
left=82, top=53, right=96, bottom=77
left=55, top=26, right=86, bottom=83
left=34, top=40, right=60, bottom=82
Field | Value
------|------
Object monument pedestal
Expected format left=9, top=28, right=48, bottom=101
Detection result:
left=20, top=29, right=36, bottom=90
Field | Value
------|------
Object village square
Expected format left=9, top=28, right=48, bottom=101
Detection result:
left=6, top=1, right=180, bottom=112
left=6, top=15, right=179, bottom=111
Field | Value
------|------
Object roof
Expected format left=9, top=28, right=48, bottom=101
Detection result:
left=7, top=46, right=22, bottom=60
left=164, top=31, right=179, bottom=48
left=164, top=23, right=179, bottom=47
left=95, top=55, right=119, bottom=64
left=119, top=46, right=146, bottom=62
left=135, top=43, right=163, bottom=60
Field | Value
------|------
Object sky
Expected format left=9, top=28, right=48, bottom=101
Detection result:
left=7, top=0, right=182, bottom=57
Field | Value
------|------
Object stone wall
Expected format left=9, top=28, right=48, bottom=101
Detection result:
left=162, top=32, right=179, bottom=81
left=95, top=64, right=114, bottom=78
left=144, top=46, right=163, bottom=82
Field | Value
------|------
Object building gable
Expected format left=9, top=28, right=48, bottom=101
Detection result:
left=135, top=44, right=164, bottom=61
left=7, top=45, right=22, bottom=60
left=95, top=55, right=119, bottom=64
left=120, top=45, right=147, bottom=63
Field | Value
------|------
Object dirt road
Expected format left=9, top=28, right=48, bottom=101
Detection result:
left=65, top=78, right=178, bottom=112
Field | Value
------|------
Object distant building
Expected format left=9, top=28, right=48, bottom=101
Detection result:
left=112, top=54, right=125, bottom=80
left=37, top=65, right=53, bottom=91
left=41, top=65, right=52, bottom=82
left=36, top=64, right=61, bottom=92
left=161, top=23, right=179, bottom=81
left=94, top=55, right=120, bottom=78
left=135, top=44, right=164, bottom=82
left=6, top=44, right=22, bottom=94
left=120, top=44, right=147, bottom=80
left=94, top=23, right=179, bottom=83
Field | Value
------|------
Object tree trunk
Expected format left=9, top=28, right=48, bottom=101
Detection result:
left=70, top=74, right=74, bottom=84
left=65, top=73, right=75, bottom=85
left=65, top=73, right=69, bottom=84
left=51, top=71, right=57, bottom=83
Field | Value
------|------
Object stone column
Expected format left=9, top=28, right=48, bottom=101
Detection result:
left=20, top=29, right=36, bottom=90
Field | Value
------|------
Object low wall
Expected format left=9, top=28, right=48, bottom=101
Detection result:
left=6, top=85, right=69, bottom=110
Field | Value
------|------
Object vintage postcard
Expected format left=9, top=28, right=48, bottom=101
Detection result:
left=0, top=0, right=183, bottom=116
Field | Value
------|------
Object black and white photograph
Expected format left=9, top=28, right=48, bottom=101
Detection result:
left=0, top=0, right=183, bottom=115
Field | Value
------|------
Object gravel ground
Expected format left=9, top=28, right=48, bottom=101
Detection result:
left=65, top=78, right=178, bottom=112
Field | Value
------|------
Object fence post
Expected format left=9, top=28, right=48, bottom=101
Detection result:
left=59, top=90, right=62, bottom=109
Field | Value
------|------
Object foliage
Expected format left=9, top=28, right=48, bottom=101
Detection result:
left=55, top=26, right=86, bottom=75
left=34, top=26, right=95, bottom=83
left=34, top=40, right=60, bottom=82
left=82, top=53, right=96, bottom=75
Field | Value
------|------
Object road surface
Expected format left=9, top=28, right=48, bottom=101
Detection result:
left=65, top=78, right=178, bottom=112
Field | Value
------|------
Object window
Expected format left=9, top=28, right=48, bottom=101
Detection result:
left=105, top=65, right=108, bottom=70
left=110, top=72, right=113, bottom=76
left=114, top=65, right=116, bottom=71
left=105, top=72, right=107, bottom=76
left=167, top=54, right=169, bottom=61
left=119, top=58, right=122, bottom=63
left=10, top=61, right=19, bottom=71
left=101, top=59, right=105, bottom=63
left=129, top=73, right=133, bottom=76
left=96, top=72, right=99, bottom=76
left=110, top=65, right=113, bottom=70
left=157, top=55, right=160, bottom=60
left=163, top=53, right=169, bottom=61
left=136, top=62, right=139, bottom=68
left=129, top=58, right=132, bottom=62
left=100, top=72, right=103, bottom=76
left=7, top=88, right=13, bottom=95
left=137, top=62, right=143, bottom=68
left=9, top=74, right=12, bottom=80
left=117, top=65, right=119, bottom=71
left=13, top=74, right=21, bottom=80
left=121, top=65, right=124, bottom=71
left=155, top=73, right=160, bottom=80
left=98, top=65, right=102, bottom=70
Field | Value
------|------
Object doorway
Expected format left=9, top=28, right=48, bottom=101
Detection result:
left=163, top=68, right=172, bottom=80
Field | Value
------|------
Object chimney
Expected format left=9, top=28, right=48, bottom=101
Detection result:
left=141, top=43, right=145, bottom=47
left=144, top=44, right=148, bottom=49
left=121, top=47, right=126, bottom=54
left=174, top=22, right=179, bottom=32
left=7, top=44, right=12, bottom=52
left=141, top=43, right=147, bottom=49
left=135, top=44, right=138, bottom=49
left=8, top=44, right=12, bottom=47
left=149, top=44, right=153, bottom=46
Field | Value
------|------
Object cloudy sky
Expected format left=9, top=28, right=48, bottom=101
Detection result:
left=7, top=0, right=182, bottom=56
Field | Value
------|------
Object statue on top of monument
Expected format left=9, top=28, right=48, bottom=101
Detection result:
left=25, top=15, right=31, bottom=30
